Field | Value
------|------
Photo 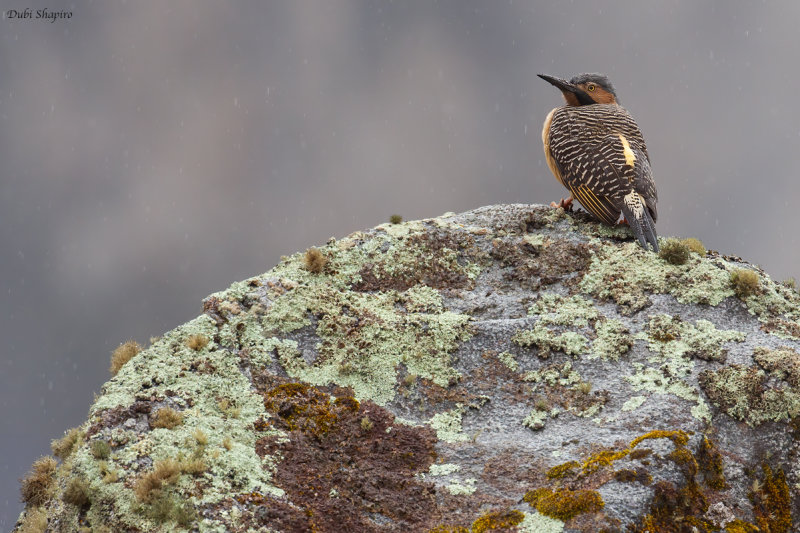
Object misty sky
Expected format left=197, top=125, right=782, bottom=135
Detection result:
left=2, top=1, right=800, bottom=526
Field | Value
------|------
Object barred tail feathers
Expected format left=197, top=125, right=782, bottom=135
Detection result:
left=621, top=192, right=659, bottom=252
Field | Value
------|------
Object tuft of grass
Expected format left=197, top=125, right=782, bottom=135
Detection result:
left=17, top=506, right=48, bottom=533
left=681, top=237, right=706, bottom=255
left=20, top=456, right=58, bottom=506
left=222, top=437, right=233, bottom=451
left=110, top=340, right=142, bottom=376
left=134, top=459, right=181, bottom=503
left=731, top=268, right=761, bottom=299
left=361, top=416, right=374, bottom=432
left=217, top=398, right=241, bottom=419
left=146, top=493, right=197, bottom=527
left=658, top=238, right=690, bottom=266
left=51, top=427, right=84, bottom=460
left=577, top=381, right=592, bottom=395
left=185, top=334, right=209, bottom=351
left=303, top=247, right=328, bottom=274
left=389, top=214, right=403, bottom=224
left=192, top=428, right=208, bottom=447
left=150, top=407, right=184, bottom=430
left=90, top=440, right=111, bottom=460
left=62, top=477, right=90, bottom=508
left=98, top=461, right=119, bottom=484
left=180, top=457, right=208, bottom=476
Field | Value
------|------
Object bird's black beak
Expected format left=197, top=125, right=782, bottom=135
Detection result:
left=537, top=74, right=575, bottom=93
left=538, top=73, right=595, bottom=105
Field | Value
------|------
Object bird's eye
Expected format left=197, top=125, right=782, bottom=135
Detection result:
left=587, top=84, right=596, bottom=91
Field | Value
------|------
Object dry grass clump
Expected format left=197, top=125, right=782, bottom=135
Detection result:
left=731, top=268, right=761, bottom=299
left=20, top=456, right=58, bottom=506
left=90, top=440, right=111, bottom=460
left=389, top=214, right=403, bottom=224
left=17, top=506, right=48, bottom=533
left=681, top=237, right=706, bottom=255
left=150, top=407, right=184, bottom=430
left=62, top=477, right=90, bottom=508
left=185, top=334, right=209, bottom=351
left=51, top=427, right=84, bottom=459
left=109, top=340, right=142, bottom=375
left=303, top=247, right=328, bottom=274
left=134, top=459, right=182, bottom=503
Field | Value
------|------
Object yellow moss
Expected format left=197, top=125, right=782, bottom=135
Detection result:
left=582, top=449, right=630, bottom=473
left=546, top=460, right=580, bottom=479
left=698, top=436, right=725, bottom=490
left=109, top=339, right=142, bottom=375
left=428, top=526, right=469, bottom=533
left=725, top=520, right=760, bottom=533
left=630, top=429, right=689, bottom=448
left=524, top=487, right=604, bottom=520
left=470, top=509, right=525, bottom=533
left=751, top=463, right=792, bottom=533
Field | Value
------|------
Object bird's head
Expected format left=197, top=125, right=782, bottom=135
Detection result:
left=538, top=73, right=618, bottom=106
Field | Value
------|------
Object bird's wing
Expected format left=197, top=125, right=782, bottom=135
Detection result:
left=547, top=105, right=658, bottom=224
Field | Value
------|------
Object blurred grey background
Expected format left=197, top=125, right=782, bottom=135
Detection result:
left=2, top=1, right=800, bottom=527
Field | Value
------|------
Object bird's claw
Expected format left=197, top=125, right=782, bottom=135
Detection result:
left=550, top=197, right=574, bottom=211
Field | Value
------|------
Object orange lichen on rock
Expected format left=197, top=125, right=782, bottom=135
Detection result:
left=524, top=487, right=604, bottom=521
left=470, top=509, right=525, bottom=533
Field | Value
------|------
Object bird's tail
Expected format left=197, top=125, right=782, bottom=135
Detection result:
left=621, top=195, right=659, bottom=252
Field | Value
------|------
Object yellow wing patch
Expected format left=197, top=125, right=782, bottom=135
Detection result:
left=618, top=134, right=636, bottom=168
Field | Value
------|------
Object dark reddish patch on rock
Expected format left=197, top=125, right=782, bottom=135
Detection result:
left=352, top=229, right=477, bottom=292
left=255, top=383, right=439, bottom=532
left=490, top=238, right=591, bottom=291
left=86, top=400, right=153, bottom=437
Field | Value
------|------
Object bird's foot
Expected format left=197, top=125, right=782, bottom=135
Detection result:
left=550, top=196, right=574, bottom=211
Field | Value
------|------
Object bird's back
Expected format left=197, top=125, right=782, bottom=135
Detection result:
left=547, top=103, right=658, bottom=224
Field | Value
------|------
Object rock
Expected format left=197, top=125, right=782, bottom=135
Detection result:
left=14, top=205, right=800, bottom=532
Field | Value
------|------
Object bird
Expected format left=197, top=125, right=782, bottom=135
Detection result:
left=538, top=73, right=659, bottom=252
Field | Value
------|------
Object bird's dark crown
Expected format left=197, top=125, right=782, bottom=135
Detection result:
left=570, top=73, right=618, bottom=100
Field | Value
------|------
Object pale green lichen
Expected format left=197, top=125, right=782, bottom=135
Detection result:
left=623, top=315, right=746, bottom=423
left=74, top=314, right=285, bottom=531
left=699, top=353, right=800, bottom=426
left=640, top=315, right=746, bottom=362
left=621, top=396, right=647, bottom=412
left=429, top=406, right=470, bottom=443
left=428, top=463, right=461, bottom=476
left=580, top=241, right=735, bottom=312
left=517, top=511, right=565, bottom=533
left=625, top=363, right=711, bottom=422
left=528, top=293, right=599, bottom=328
left=446, top=478, right=477, bottom=495
left=591, top=318, right=633, bottom=361
left=513, top=325, right=588, bottom=358
left=524, top=362, right=582, bottom=387
left=497, top=351, right=518, bottom=372
left=523, top=408, right=551, bottom=431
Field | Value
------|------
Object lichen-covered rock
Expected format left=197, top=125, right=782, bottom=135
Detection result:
left=14, top=205, right=800, bottom=532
